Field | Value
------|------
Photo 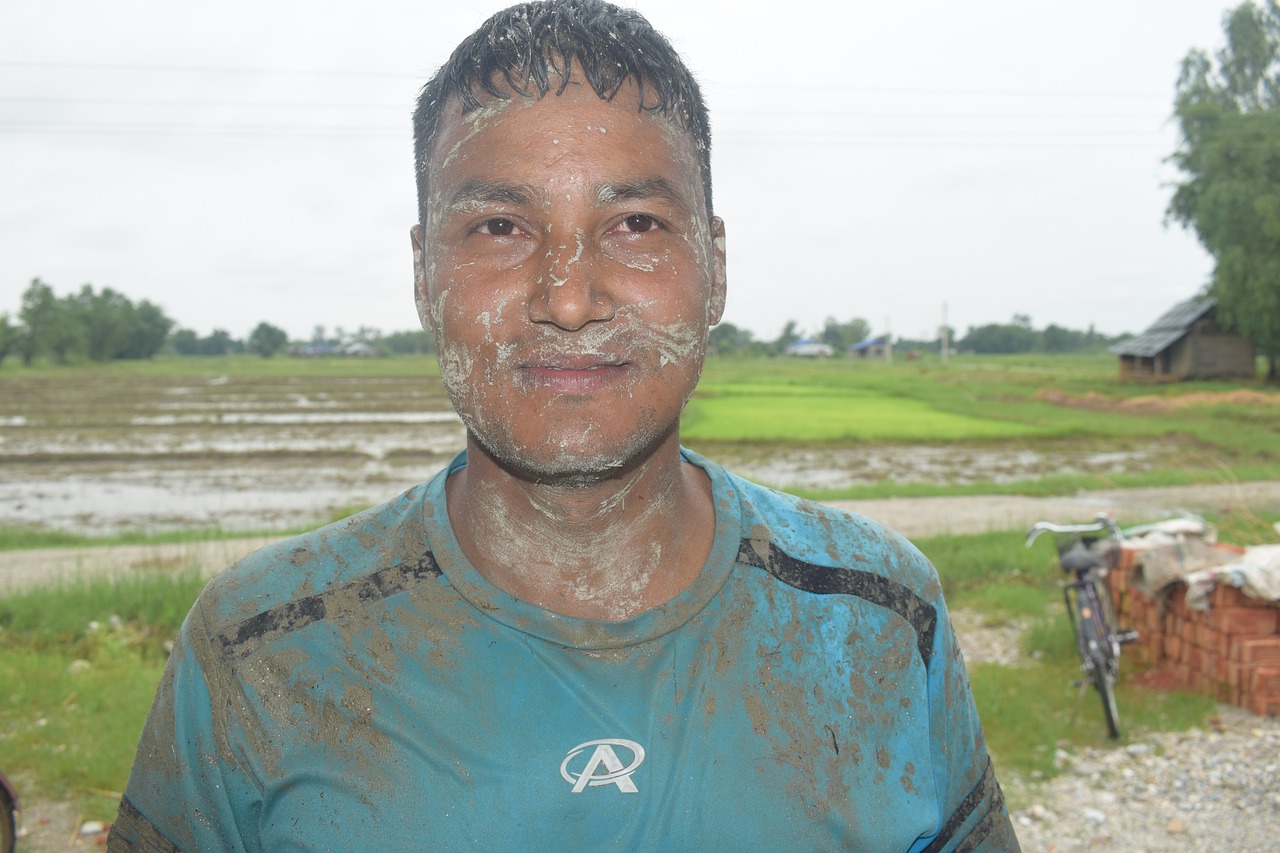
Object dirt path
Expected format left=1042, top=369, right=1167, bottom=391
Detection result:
left=826, top=479, right=1280, bottom=538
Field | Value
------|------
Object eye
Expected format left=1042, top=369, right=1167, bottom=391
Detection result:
left=617, top=214, right=658, bottom=234
left=477, top=218, right=519, bottom=236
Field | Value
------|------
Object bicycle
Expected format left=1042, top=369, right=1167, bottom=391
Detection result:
left=1027, top=513, right=1139, bottom=739
left=0, top=768, right=17, bottom=853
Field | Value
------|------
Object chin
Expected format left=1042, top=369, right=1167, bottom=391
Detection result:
left=469, top=419, right=676, bottom=486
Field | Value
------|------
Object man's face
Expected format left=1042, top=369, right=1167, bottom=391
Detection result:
left=413, top=76, right=726, bottom=483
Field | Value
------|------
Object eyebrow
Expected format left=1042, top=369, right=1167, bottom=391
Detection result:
left=595, top=177, right=692, bottom=213
left=446, top=179, right=537, bottom=212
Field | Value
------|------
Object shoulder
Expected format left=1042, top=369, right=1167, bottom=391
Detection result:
left=719, top=465, right=942, bottom=601
left=193, top=478, right=442, bottom=644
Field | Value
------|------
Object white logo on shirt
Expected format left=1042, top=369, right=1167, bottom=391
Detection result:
left=560, top=739, right=646, bottom=793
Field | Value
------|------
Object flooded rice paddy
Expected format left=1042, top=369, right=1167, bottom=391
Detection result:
left=1, top=366, right=1178, bottom=536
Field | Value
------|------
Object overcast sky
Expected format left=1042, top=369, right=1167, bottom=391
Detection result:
left=0, top=1, right=1241, bottom=344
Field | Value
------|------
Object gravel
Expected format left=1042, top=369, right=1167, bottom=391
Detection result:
left=948, top=610, right=1280, bottom=853
left=1009, top=705, right=1280, bottom=852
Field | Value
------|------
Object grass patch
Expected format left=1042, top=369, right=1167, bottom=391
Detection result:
left=0, top=572, right=205, bottom=814
left=683, top=389, right=1039, bottom=442
left=970, top=659, right=1217, bottom=791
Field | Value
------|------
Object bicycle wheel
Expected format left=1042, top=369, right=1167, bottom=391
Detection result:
left=0, top=788, right=14, bottom=853
left=1084, top=616, right=1121, bottom=739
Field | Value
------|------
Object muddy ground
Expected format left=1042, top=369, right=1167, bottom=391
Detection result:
left=0, top=368, right=1245, bottom=536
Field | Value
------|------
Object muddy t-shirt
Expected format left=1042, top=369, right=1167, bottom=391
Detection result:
left=110, top=449, right=1017, bottom=852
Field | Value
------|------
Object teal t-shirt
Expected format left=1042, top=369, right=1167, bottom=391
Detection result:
left=111, top=450, right=1017, bottom=851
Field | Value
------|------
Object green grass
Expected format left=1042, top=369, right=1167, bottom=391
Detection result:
left=0, top=572, right=205, bottom=816
left=684, top=386, right=1039, bottom=442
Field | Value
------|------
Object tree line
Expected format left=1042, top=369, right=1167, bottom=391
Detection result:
left=1, top=278, right=1127, bottom=367
left=0, top=278, right=436, bottom=365
left=710, top=313, right=1125, bottom=357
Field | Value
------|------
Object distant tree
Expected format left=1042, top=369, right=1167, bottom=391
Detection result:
left=819, top=316, right=871, bottom=353
left=772, top=320, right=800, bottom=354
left=380, top=329, right=435, bottom=355
left=171, top=328, right=200, bottom=355
left=0, top=313, right=12, bottom=364
left=1041, top=324, right=1088, bottom=353
left=708, top=322, right=755, bottom=356
left=72, top=285, right=133, bottom=361
left=125, top=300, right=173, bottom=359
left=1169, top=0, right=1280, bottom=378
left=198, top=329, right=235, bottom=356
left=958, top=319, right=1040, bottom=354
left=67, top=285, right=173, bottom=360
left=18, top=278, right=83, bottom=364
left=248, top=322, right=289, bottom=358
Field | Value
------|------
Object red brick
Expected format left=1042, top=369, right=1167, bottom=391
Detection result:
left=1231, top=637, right=1280, bottom=665
left=1227, top=661, right=1260, bottom=689
left=1163, top=635, right=1183, bottom=661
left=1195, top=623, right=1221, bottom=650
left=1247, top=693, right=1280, bottom=717
left=1214, top=658, right=1231, bottom=683
left=1250, top=668, right=1280, bottom=696
left=1189, top=647, right=1219, bottom=676
left=1172, top=662, right=1193, bottom=686
left=1211, top=585, right=1251, bottom=609
left=1218, top=607, right=1280, bottom=637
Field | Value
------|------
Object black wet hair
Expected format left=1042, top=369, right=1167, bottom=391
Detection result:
left=412, top=0, right=713, bottom=223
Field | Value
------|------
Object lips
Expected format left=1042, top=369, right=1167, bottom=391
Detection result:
left=517, top=356, right=631, bottom=394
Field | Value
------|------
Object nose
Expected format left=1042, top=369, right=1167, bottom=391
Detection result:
left=527, top=242, right=616, bottom=330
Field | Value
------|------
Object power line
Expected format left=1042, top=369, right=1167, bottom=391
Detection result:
left=0, top=60, right=410, bottom=78
left=0, top=95, right=405, bottom=110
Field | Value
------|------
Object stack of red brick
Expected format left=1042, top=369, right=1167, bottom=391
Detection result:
left=1111, top=544, right=1280, bottom=717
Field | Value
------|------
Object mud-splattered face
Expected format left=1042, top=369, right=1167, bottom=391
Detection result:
left=412, top=75, right=726, bottom=482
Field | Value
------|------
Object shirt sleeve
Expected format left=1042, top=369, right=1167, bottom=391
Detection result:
left=912, top=593, right=1021, bottom=853
left=108, top=597, right=262, bottom=852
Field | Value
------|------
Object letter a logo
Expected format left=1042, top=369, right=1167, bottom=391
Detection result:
left=560, top=739, right=646, bottom=793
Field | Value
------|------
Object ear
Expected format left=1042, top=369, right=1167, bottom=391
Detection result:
left=410, top=224, right=436, bottom=333
left=708, top=216, right=727, bottom=325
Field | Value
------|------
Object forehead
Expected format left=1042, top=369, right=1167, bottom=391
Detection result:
left=426, top=78, right=703, bottom=205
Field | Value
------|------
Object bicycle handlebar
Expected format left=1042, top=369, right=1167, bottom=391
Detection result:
left=1025, top=512, right=1124, bottom=548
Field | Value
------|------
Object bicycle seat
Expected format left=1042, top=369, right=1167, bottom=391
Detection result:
left=1058, top=540, right=1105, bottom=572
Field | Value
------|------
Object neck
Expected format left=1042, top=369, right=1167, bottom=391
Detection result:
left=445, top=433, right=714, bottom=621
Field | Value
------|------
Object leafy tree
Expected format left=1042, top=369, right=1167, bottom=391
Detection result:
left=198, top=329, right=235, bottom=356
left=819, top=316, right=871, bottom=353
left=1169, top=0, right=1280, bottom=378
left=18, top=278, right=83, bottom=364
left=171, top=328, right=200, bottom=355
left=958, top=319, right=1040, bottom=354
left=1042, top=324, right=1088, bottom=353
left=248, top=322, right=289, bottom=358
left=708, top=322, right=755, bottom=356
left=381, top=329, right=435, bottom=354
left=0, top=312, right=12, bottom=364
left=66, top=285, right=173, bottom=360
left=72, top=285, right=133, bottom=361
left=124, top=299, right=174, bottom=359
left=772, top=320, right=800, bottom=354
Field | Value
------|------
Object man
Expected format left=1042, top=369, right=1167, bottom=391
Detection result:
left=110, top=2, right=1018, bottom=850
